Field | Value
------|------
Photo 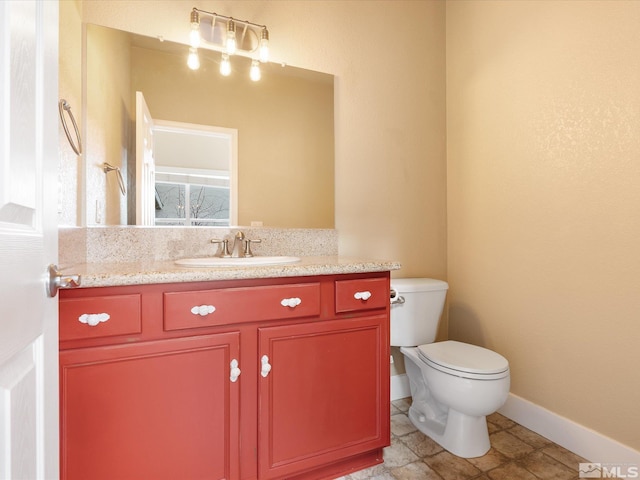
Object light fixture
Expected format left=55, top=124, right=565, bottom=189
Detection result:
left=187, top=7, right=271, bottom=80
left=259, top=28, right=269, bottom=63
left=250, top=59, right=261, bottom=81
left=189, top=9, right=200, bottom=48
left=187, top=47, right=200, bottom=70
left=220, top=53, right=231, bottom=76
left=225, top=18, right=237, bottom=55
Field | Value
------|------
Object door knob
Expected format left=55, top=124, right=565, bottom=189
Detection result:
left=47, top=264, right=81, bottom=297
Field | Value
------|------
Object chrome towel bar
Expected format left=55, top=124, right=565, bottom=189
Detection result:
left=103, top=163, right=127, bottom=196
left=58, top=99, right=82, bottom=155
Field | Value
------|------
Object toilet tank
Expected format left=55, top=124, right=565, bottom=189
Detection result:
left=390, top=278, right=448, bottom=347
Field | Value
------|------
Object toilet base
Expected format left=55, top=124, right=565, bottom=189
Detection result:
left=408, top=404, right=490, bottom=458
left=401, top=345, right=505, bottom=459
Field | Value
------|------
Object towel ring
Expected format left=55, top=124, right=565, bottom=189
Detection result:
left=58, top=99, right=82, bottom=155
left=103, top=163, right=127, bottom=196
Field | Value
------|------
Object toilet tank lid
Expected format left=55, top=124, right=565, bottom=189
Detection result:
left=391, top=278, right=448, bottom=293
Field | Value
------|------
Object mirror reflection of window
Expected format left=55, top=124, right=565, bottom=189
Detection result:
left=155, top=168, right=230, bottom=226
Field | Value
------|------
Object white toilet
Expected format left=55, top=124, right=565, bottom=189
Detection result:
left=391, top=278, right=510, bottom=458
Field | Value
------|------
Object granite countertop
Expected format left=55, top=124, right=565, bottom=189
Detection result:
left=61, top=256, right=402, bottom=288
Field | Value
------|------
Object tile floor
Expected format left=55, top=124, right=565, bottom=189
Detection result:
left=337, top=398, right=590, bottom=480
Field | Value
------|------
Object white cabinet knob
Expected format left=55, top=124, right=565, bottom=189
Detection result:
left=354, top=290, right=372, bottom=301
left=280, top=297, right=302, bottom=308
left=191, top=305, right=216, bottom=316
left=230, top=359, right=241, bottom=382
left=260, top=355, right=272, bottom=378
left=78, top=313, right=110, bottom=327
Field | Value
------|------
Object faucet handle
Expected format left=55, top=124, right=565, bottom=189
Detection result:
left=211, top=238, right=231, bottom=257
left=244, top=238, right=262, bottom=257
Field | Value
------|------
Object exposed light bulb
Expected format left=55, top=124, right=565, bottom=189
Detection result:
left=189, top=27, right=200, bottom=48
left=250, top=59, right=261, bottom=81
left=259, top=28, right=269, bottom=63
left=189, top=9, right=200, bottom=48
left=220, top=53, right=231, bottom=76
left=187, top=47, right=200, bottom=70
left=226, top=19, right=237, bottom=55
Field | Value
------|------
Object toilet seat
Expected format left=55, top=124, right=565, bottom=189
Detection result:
left=417, top=340, right=509, bottom=380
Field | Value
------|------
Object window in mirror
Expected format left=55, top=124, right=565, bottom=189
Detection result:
left=155, top=169, right=230, bottom=226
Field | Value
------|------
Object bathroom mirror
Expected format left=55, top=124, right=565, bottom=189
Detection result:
left=84, top=23, right=335, bottom=228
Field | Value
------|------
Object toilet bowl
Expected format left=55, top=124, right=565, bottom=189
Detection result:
left=401, top=341, right=510, bottom=457
left=391, top=279, right=510, bottom=458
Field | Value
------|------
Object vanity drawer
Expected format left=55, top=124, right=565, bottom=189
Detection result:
left=59, top=294, right=142, bottom=342
left=163, top=283, right=321, bottom=331
left=335, top=277, right=389, bottom=313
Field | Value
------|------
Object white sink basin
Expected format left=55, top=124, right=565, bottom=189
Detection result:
left=175, top=256, right=301, bottom=267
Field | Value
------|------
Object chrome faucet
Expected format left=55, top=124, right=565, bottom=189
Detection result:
left=211, top=231, right=262, bottom=258
left=230, top=231, right=245, bottom=258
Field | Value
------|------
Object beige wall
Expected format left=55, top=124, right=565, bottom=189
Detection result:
left=85, top=26, right=132, bottom=225
left=447, top=0, right=640, bottom=451
left=58, top=0, right=83, bottom=226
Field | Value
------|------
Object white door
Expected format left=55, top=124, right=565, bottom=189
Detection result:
left=0, top=1, right=60, bottom=479
left=135, top=91, right=156, bottom=225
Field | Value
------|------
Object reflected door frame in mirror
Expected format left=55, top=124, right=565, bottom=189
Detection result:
left=152, top=119, right=238, bottom=226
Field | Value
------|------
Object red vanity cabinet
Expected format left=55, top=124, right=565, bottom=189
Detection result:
left=58, top=272, right=390, bottom=480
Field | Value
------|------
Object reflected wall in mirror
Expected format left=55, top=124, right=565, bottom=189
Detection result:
left=84, top=23, right=335, bottom=228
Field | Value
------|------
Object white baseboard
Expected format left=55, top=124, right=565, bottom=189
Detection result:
left=391, top=373, right=410, bottom=401
left=499, top=393, right=640, bottom=465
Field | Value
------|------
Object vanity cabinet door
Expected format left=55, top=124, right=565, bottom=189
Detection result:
left=60, top=332, right=241, bottom=480
left=256, top=314, right=390, bottom=480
